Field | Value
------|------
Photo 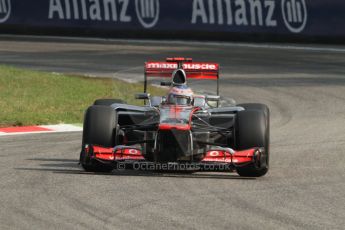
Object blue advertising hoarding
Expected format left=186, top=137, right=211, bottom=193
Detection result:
left=0, top=0, right=344, bottom=39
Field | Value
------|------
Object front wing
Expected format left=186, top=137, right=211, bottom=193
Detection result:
left=84, top=145, right=263, bottom=171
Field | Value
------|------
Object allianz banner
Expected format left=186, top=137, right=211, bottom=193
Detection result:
left=0, top=0, right=344, bottom=37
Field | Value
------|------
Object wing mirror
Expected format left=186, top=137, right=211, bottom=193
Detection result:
left=135, top=93, right=150, bottom=100
left=206, top=95, right=220, bottom=108
left=206, top=95, right=220, bottom=102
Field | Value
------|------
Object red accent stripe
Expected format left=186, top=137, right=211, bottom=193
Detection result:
left=0, top=126, right=53, bottom=133
left=201, top=148, right=257, bottom=164
left=145, top=61, right=219, bottom=80
left=93, top=146, right=114, bottom=154
left=232, top=149, right=256, bottom=164
left=146, top=72, right=218, bottom=80
left=92, top=146, right=145, bottom=161
left=159, top=124, right=191, bottom=131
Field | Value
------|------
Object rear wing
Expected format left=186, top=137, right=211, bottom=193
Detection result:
left=144, top=57, right=220, bottom=95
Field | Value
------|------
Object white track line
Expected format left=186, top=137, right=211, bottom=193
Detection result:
left=0, top=124, right=82, bottom=136
left=40, top=124, right=83, bottom=132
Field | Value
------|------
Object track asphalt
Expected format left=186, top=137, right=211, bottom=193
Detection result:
left=0, top=36, right=344, bottom=230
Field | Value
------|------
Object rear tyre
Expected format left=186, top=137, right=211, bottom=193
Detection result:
left=80, top=105, right=117, bottom=172
left=235, top=104, right=270, bottom=177
left=94, top=98, right=125, bottom=106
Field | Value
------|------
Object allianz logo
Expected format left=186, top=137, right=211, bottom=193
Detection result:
left=191, top=0, right=308, bottom=33
left=282, top=0, right=307, bottom=33
left=0, top=0, right=11, bottom=23
left=135, top=0, right=160, bottom=28
left=48, top=0, right=160, bottom=28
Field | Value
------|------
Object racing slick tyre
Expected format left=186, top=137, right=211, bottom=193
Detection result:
left=235, top=104, right=270, bottom=177
left=237, top=103, right=269, bottom=122
left=94, top=98, right=125, bottom=106
left=238, top=103, right=270, bottom=164
left=80, top=105, right=117, bottom=172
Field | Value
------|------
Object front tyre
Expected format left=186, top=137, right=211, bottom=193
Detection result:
left=235, top=104, right=270, bottom=177
left=80, top=149, right=114, bottom=173
left=80, top=105, right=117, bottom=172
left=94, top=98, right=125, bottom=106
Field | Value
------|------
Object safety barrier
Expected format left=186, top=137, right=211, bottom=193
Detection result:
left=0, top=0, right=344, bottom=42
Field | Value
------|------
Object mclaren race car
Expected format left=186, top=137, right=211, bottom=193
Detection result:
left=80, top=58, right=270, bottom=177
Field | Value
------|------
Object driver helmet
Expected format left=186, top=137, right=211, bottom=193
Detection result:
left=166, top=85, right=194, bottom=105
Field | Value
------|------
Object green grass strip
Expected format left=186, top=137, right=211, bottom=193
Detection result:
left=0, top=65, right=166, bottom=127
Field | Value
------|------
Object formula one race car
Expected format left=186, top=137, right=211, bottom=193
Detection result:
left=80, top=58, right=270, bottom=177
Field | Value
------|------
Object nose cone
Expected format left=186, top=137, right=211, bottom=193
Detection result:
left=172, top=69, right=187, bottom=86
